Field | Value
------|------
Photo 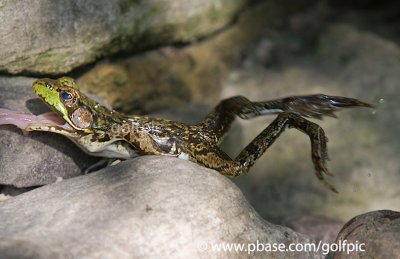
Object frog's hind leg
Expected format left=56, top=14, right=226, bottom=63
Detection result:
left=234, top=112, right=338, bottom=193
left=196, top=95, right=281, bottom=144
left=193, top=112, right=337, bottom=193
left=195, top=96, right=254, bottom=144
left=196, top=94, right=371, bottom=145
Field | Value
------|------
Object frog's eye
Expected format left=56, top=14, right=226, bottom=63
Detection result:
left=60, top=91, right=72, bottom=101
left=60, top=91, right=75, bottom=107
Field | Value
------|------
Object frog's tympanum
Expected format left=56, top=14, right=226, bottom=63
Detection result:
left=0, top=77, right=372, bottom=192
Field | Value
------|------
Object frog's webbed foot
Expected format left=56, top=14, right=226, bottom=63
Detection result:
left=307, top=122, right=338, bottom=193
left=254, top=94, right=373, bottom=120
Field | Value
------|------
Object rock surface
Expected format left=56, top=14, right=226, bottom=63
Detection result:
left=78, top=0, right=317, bottom=113
left=281, top=215, right=343, bottom=244
left=333, top=210, right=400, bottom=258
left=0, top=156, right=323, bottom=258
left=0, top=0, right=247, bottom=74
left=0, top=77, right=99, bottom=188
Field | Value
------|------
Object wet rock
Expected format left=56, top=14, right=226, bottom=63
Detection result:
left=281, top=215, right=343, bottom=244
left=0, top=156, right=323, bottom=259
left=333, top=210, right=400, bottom=258
left=0, top=0, right=247, bottom=74
left=0, top=77, right=99, bottom=187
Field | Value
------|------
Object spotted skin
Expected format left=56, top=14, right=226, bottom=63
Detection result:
left=30, top=77, right=372, bottom=192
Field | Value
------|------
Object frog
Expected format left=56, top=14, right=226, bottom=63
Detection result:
left=0, top=77, right=372, bottom=192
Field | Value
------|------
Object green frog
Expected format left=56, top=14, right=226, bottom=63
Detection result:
left=0, top=77, right=372, bottom=192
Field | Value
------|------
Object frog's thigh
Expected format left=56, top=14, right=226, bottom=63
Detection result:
left=186, top=143, right=241, bottom=177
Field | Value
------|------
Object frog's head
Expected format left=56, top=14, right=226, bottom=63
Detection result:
left=32, top=77, right=103, bottom=134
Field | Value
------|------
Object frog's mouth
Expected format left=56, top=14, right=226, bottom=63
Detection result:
left=0, top=108, right=75, bottom=133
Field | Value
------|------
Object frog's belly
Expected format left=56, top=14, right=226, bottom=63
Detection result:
left=177, top=152, right=190, bottom=160
left=91, top=144, right=140, bottom=159
left=71, top=137, right=140, bottom=159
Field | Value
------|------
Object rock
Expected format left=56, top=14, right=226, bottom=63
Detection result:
left=77, top=0, right=318, bottom=113
left=0, top=185, right=36, bottom=198
left=0, top=77, right=99, bottom=187
left=281, top=215, right=343, bottom=244
left=0, top=156, right=323, bottom=258
left=333, top=210, right=400, bottom=258
left=0, top=0, right=247, bottom=74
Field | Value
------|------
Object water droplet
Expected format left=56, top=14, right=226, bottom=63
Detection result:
left=379, top=98, right=385, bottom=103
left=371, top=110, right=376, bottom=115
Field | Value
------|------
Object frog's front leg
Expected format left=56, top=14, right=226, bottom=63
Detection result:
left=189, top=112, right=337, bottom=193
left=26, top=124, right=137, bottom=159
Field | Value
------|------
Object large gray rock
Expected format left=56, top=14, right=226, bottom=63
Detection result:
left=0, top=77, right=99, bottom=188
left=0, top=156, right=323, bottom=258
left=0, top=0, right=247, bottom=74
